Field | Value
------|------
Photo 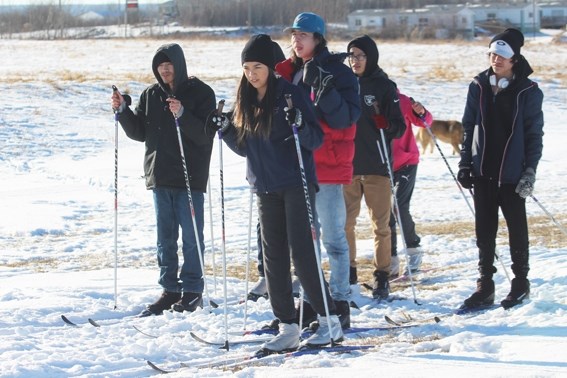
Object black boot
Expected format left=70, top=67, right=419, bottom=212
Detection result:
left=172, top=292, right=203, bottom=313
left=462, top=277, right=495, bottom=309
left=140, top=291, right=181, bottom=317
left=334, top=300, right=351, bottom=329
left=349, top=266, right=358, bottom=285
left=501, top=278, right=530, bottom=309
left=372, top=271, right=390, bottom=300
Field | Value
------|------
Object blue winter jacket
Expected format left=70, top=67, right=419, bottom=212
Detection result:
left=222, top=77, right=323, bottom=193
left=460, top=59, right=544, bottom=185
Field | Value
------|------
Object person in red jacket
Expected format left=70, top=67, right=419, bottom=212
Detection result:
left=389, top=93, right=433, bottom=278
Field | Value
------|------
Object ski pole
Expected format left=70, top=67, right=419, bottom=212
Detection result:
left=243, top=188, right=254, bottom=331
left=530, top=194, right=567, bottom=237
left=171, top=96, right=215, bottom=312
left=214, top=99, right=230, bottom=351
left=285, top=94, right=337, bottom=346
left=207, top=178, right=217, bottom=294
left=111, top=85, right=119, bottom=310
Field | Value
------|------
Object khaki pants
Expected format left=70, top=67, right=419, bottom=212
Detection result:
left=344, top=175, right=392, bottom=274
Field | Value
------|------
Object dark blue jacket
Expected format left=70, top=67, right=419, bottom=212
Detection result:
left=460, top=59, right=544, bottom=185
left=222, top=77, right=323, bottom=193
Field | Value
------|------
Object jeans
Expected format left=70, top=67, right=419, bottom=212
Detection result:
left=153, top=187, right=205, bottom=293
left=315, top=184, right=351, bottom=302
left=389, top=164, right=421, bottom=254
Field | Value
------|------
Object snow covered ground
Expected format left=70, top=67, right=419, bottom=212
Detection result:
left=0, top=34, right=566, bottom=377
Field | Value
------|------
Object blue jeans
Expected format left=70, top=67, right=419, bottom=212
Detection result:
left=315, top=184, right=351, bottom=302
left=153, top=187, right=205, bottom=293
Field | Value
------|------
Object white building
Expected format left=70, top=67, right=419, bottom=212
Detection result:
left=539, top=1, right=567, bottom=28
left=347, top=6, right=475, bottom=39
left=468, top=3, right=541, bottom=33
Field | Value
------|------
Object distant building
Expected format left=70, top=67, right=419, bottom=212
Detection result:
left=347, top=3, right=545, bottom=39
left=539, top=1, right=567, bottom=28
left=347, top=6, right=475, bottom=39
left=78, top=11, right=104, bottom=23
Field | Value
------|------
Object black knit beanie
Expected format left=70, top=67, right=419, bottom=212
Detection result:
left=347, top=35, right=379, bottom=76
left=488, top=28, right=524, bottom=59
left=154, top=52, right=171, bottom=66
left=241, top=34, right=277, bottom=69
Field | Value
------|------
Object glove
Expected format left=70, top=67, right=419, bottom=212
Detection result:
left=515, top=167, right=535, bottom=198
left=457, top=167, right=474, bottom=189
left=284, top=106, right=303, bottom=129
left=373, top=114, right=388, bottom=129
left=206, top=111, right=230, bottom=133
left=303, top=60, right=334, bottom=95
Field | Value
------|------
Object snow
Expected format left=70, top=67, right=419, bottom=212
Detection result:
left=1, top=34, right=566, bottom=377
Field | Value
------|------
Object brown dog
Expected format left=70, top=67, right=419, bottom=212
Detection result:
left=416, top=120, right=464, bottom=155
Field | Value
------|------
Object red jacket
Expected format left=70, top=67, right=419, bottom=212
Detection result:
left=392, top=92, right=433, bottom=172
left=276, top=57, right=358, bottom=184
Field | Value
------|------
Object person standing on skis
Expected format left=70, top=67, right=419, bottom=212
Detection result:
left=344, top=35, right=406, bottom=299
left=207, top=34, right=343, bottom=353
left=457, top=28, right=544, bottom=310
left=111, top=43, right=216, bottom=316
left=275, top=12, right=360, bottom=330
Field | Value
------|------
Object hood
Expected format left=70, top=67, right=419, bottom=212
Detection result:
left=152, top=43, right=188, bottom=96
left=347, top=35, right=379, bottom=77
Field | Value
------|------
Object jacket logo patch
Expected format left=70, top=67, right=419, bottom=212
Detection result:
left=364, top=95, right=376, bottom=106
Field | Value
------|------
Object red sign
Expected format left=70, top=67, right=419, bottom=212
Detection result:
left=126, top=0, right=138, bottom=9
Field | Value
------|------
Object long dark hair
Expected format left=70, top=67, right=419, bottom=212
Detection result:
left=290, top=33, right=327, bottom=70
left=232, top=69, right=278, bottom=146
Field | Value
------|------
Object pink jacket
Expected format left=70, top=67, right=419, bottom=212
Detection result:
left=393, top=92, right=433, bottom=172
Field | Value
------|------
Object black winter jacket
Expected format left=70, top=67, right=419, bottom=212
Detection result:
left=352, top=67, right=406, bottom=176
left=118, top=43, right=216, bottom=191
left=221, top=77, right=323, bottom=194
left=460, top=57, right=544, bottom=185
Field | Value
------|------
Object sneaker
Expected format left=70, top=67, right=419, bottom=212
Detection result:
left=301, top=315, right=344, bottom=348
left=372, top=271, right=390, bottom=300
left=249, top=276, right=268, bottom=296
left=141, top=291, right=181, bottom=316
left=335, top=300, right=351, bottom=329
left=462, top=278, right=495, bottom=309
left=349, top=266, right=358, bottom=285
left=501, top=278, right=530, bottom=309
left=295, top=300, right=318, bottom=329
left=260, top=322, right=300, bottom=352
left=171, top=292, right=203, bottom=313
left=390, top=255, right=400, bottom=279
left=404, top=247, right=423, bottom=274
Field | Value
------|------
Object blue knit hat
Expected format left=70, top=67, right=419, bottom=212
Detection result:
left=285, top=12, right=325, bottom=36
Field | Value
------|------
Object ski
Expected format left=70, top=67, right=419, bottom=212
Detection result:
left=230, top=323, right=419, bottom=339
left=61, top=315, right=79, bottom=327
left=189, top=331, right=272, bottom=346
left=146, top=344, right=375, bottom=373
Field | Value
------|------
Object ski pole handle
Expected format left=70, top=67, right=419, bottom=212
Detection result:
left=285, top=94, right=293, bottom=109
left=217, top=99, right=225, bottom=114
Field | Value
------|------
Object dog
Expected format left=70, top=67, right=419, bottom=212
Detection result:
left=416, top=120, right=464, bottom=155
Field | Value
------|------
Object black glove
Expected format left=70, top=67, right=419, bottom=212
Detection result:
left=303, top=60, right=334, bottom=99
left=284, top=106, right=303, bottom=129
left=457, top=167, right=474, bottom=189
left=206, top=111, right=230, bottom=133
left=515, top=167, right=535, bottom=198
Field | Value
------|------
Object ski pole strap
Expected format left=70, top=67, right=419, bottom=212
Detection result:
left=285, top=94, right=293, bottom=109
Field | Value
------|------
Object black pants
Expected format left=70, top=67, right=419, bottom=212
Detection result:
left=258, top=185, right=335, bottom=323
left=473, top=179, right=529, bottom=279
left=389, top=164, right=421, bottom=255
left=256, top=220, right=264, bottom=277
